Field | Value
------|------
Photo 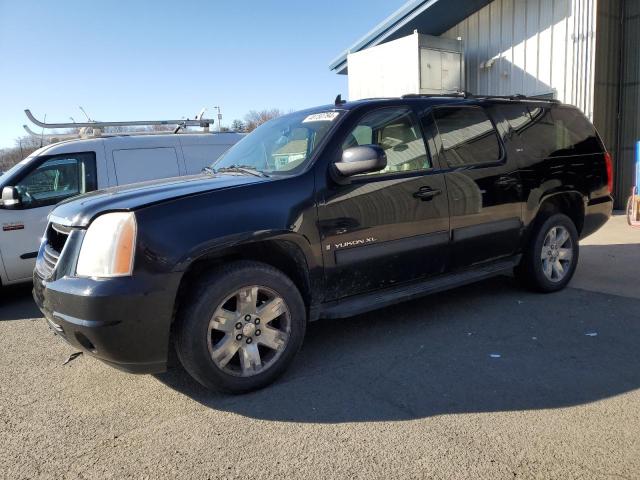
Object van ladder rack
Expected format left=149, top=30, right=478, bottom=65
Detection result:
left=24, top=109, right=215, bottom=129
left=23, top=124, right=81, bottom=140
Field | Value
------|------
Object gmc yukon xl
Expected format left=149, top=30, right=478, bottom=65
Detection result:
left=33, top=95, right=613, bottom=393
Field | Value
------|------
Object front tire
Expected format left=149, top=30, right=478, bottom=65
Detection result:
left=175, top=261, right=306, bottom=393
left=516, top=213, right=579, bottom=292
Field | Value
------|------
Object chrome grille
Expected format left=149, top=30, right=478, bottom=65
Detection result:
left=35, top=223, right=69, bottom=279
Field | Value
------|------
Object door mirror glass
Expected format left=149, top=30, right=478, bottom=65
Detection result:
left=334, top=145, right=387, bottom=177
left=1, top=186, right=20, bottom=209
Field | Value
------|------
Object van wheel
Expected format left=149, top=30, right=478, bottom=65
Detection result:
left=516, top=213, right=579, bottom=292
left=175, top=261, right=306, bottom=393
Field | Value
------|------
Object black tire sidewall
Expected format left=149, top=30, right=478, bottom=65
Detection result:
left=527, top=213, right=579, bottom=292
left=176, top=261, right=306, bottom=393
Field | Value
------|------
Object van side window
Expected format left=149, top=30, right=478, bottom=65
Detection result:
left=502, top=105, right=602, bottom=159
left=342, top=108, right=430, bottom=176
left=432, top=107, right=501, bottom=167
left=112, top=147, right=180, bottom=185
left=14, top=152, right=97, bottom=209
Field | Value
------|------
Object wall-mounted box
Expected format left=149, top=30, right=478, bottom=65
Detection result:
left=347, top=32, right=464, bottom=100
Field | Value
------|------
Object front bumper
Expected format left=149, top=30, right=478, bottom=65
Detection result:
left=33, top=270, right=182, bottom=374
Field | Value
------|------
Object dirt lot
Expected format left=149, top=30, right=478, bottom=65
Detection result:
left=1, top=214, right=638, bottom=479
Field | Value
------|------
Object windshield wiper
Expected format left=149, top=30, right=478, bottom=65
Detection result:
left=202, top=166, right=215, bottom=175
left=214, top=165, right=269, bottom=178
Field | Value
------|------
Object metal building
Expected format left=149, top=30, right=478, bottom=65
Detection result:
left=329, top=0, right=640, bottom=208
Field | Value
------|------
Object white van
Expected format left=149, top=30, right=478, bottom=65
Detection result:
left=0, top=132, right=242, bottom=285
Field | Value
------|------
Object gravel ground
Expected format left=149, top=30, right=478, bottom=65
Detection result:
left=1, top=215, right=638, bottom=480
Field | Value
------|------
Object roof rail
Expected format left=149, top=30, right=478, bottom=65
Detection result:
left=401, top=91, right=471, bottom=99
left=400, top=92, right=560, bottom=103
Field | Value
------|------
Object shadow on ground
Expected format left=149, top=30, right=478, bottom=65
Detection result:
left=156, top=267, right=640, bottom=423
left=2, top=244, right=638, bottom=423
left=0, top=283, right=40, bottom=321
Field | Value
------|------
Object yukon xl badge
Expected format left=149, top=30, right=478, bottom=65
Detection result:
left=331, top=237, right=377, bottom=250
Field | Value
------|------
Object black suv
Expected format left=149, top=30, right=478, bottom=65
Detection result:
left=33, top=95, right=613, bottom=393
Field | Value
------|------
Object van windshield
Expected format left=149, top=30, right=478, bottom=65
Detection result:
left=212, top=110, right=342, bottom=176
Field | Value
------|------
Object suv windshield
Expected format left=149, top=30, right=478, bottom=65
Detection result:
left=212, top=110, right=342, bottom=176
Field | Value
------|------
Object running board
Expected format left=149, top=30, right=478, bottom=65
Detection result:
left=319, top=256, right=521, bottom=320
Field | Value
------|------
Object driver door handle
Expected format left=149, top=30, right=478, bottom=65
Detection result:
left=413, top=186, right=442, bottom=201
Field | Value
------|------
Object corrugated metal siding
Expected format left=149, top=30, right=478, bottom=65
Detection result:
left=617, top=0, right=640, bottom=207
left=442, top=0, right=598, bottom=119
left=592, top=0, right=622, bottom=192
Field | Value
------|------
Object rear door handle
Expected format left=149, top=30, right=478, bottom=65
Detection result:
left=413, top=186, right=442, bottom=201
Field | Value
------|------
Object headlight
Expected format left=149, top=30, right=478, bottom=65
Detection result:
left=76, top=212, right=137, bottom=278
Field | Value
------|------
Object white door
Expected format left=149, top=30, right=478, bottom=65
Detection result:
left=0, top=152, right=98, bottom=282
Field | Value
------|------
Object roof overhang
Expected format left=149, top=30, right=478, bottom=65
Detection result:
left=329, top=0, right=492, bottom=74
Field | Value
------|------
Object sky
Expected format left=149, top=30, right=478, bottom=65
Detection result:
left=0, top=0, right=404, bottom=149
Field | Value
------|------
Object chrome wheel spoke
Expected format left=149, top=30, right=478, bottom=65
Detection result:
left=552, top=259, right=564, bottom=278
left=257, top=296, right=287, bottom=324
left=238, top=286, right=258, bottom=315
left=548, top=227, right=557, bottom=244
left=209, top=308, right=237, bottom=333
left=543, top=258, right=553, bottom=278
left=558, top=247, right=572, bottom=261
left=257, top=326, right=289, bottom=351
left=239, top=343, right=262, bottom=373
left=210, top=335, right=240, bottom=368
left=556, top=229, right=569, bottom=247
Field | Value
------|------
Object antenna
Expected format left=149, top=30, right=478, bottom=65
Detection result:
left=79, top=106, right=92, bottom=122
left=40, top=114, right=46, bottom=148
left=334, top=94, right=346, bottom=106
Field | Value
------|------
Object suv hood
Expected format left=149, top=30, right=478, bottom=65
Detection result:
left=50, top=173, right=268, bottom=227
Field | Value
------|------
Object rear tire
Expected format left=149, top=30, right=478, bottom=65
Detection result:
left=516, top=213, right=579, bottom=292
left=175, top=260, right=306, bottom=393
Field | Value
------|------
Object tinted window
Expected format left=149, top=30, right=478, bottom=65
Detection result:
left=432, top=107, right=501, bottom=166
left=342, top=108, right=430, bottom=176
left=14, top=152, right=97, bottom=208
left=502, top=105, right=602, bottom=159
left=551, top=107, right=602, bottom=155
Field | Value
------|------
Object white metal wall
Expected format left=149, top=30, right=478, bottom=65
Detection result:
left=442, top=0, right=597, bottom=119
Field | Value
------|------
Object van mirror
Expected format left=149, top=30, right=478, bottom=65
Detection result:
left=333, top=145, right=387, bottom=178
left=1, top=186, right=21, bottom=209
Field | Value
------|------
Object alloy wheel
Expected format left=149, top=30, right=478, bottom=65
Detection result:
left=207, top=285, right=291, bottom=377
left=540, top=225, right=574, bottom=282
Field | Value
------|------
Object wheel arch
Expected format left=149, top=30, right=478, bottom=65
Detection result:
left=172, top=233, right=319, bottom=329
left=526, top=190, right=586, bottom=238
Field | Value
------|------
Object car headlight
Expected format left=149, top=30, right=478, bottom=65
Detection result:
left=76, top=212, right=137, bottom=278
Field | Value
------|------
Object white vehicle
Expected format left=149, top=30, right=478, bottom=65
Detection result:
left=0, top=112, right=242, bottom=285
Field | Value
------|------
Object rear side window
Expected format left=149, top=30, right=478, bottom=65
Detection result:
left=432, top=107, right=501, bottom=167
left=502, top=105, right=602, bottom=158
left=112, top=147, right=180, bottom=185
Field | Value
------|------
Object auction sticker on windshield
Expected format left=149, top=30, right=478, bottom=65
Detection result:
left=302, top=112, right=340, bottom=123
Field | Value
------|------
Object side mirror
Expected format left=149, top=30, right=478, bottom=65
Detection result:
left=333, top=145, right=387, bottom=179
left=1, top=186, right=20, bottom=209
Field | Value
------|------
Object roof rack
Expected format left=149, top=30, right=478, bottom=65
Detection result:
left=400, top=92, right=560, bottom=103
left=23, top=108, right=222, bottom=141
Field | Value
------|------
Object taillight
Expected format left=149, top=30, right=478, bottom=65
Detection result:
left=604, top=152, right=613, bottom=193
